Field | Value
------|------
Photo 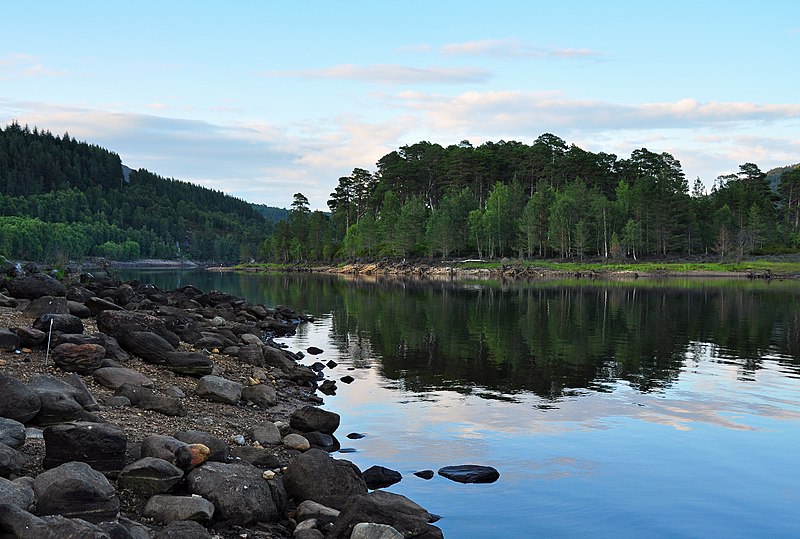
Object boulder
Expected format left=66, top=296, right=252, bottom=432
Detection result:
left=51, top=343, right=105, bottom=374
left=327, top=490, right=443, bottom=539
left=27, top=374, right=87, bottom=425
left=143, top=494, right=215, bottom=524
left=96, top=310, right=180, bottom=348
left=0, top=327, right=21, bottom=351
left=0, top=417, right=26, bottom=448
left=85, top=296, right=125, bottom=316
left=228, top=446, right=282, bottom=469
left=283, top=433, right=310, bottom=452
left=362, top=465, right=402, bottom=490
left=194, top=375, right=242, bottom=405
left=250, top=422, right=282, bottom=446
left=154, top=519, right=212, bottom=539
left=173, top=430, right=229, bottom=463
left=303, top=431, right=337, bottom=452
left=290, top=406, right=340, bottom=435
left=413, top=470, right=434, bottom=480
left=437, top=464, right=499, bottom=484
left=283, top=448, right=367, bottom=510
left=120, top=331, right=175, bottom=363
left=237, top=343, right=264, bottom=366
left=32, top=313, right=84, bottom=335
left=186, top=461, right=287, bottom=525
left=296, top=499, right=340, bottom=523
left=0, top=292, right=19, bottom=307
left=63, top=372, right=101, bottom=411
left=23, top=296, right=70, bottom=317
left=0, top=442, right=29, bottom=477
left=0, top=476, right=35, bottom=509
left=66, top=285, right=95, bottom=303
left=140, top=435, right=188, bottom=465
left=13, top=326, right=46, bottom=347
left=33, top=461, right=120, bottom=523
left=5, top=273, right=65, bottom=299
left=67, top=300, right=92, bottom=318
left=262, top=346, right=296, bottom=369
left=163, top=351, right=214, bottom=376
left=43, top=422, right=127, bottom=473
left=0, top=502, right=109, bottom=539
left=174, top=444, right=212, bottom=472
left=139, top=393, right=186, bottom=417
left=307, top=346, right=324, bottom=355
left=0, top=373, right=40, bottom=423
left=351, top=523, right=405, bottom=539
left=241, top=383, right=277, bottom=408
left=93, top=367, right=154, bottom=390
left=117, top=457, right=184, bottom=496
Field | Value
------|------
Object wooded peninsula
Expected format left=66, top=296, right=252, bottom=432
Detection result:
left=1, top=122, right=799, bottom=267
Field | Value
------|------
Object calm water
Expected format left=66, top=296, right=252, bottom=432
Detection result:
left=120, top=270, right=800, bottom=538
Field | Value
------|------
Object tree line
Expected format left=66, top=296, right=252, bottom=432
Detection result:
left=263, top=136, right=800, bottom=262
left=0, top=122, right=271, bottom=262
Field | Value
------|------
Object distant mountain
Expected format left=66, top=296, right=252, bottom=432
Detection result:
left=251, top=203, right=289, bottom=224
left=0, top=122, right=271, bottom=263
left=766, top=164, right=800, bottom=192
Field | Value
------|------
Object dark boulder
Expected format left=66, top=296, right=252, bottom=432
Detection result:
left=119, top=331, right=175, bottom=363
left=96, top=310, right=180, bottom=348
left=241, top=383, right=277, bottom=408
left=362, top=465, right=402, bottom=489
left=140, top=435, right=187, bottom=465
left=237, top=343, right=264, bottom=366
left=154, top=519, right=212, bottom=539
left=33, top=461, right=120, bottom=523
left=327, top=490, right=443, bottom=539
left=0, top=292, right=19, bottom=307
left=0, top=327, right=20, bottom=351
left=0, top=417, right=26, bottom=449
left=194, top=375, right=242, bottom=405
left=0, top=373, right=41, bottom=423
left=67, top=300, right=92, bottom=318
left=229, top=446, right=283, bottom=469
left=173, top=430, right=229, bottom=463
left=413, top=470, right=434, bottom=480
left=23, top=296, right=70, bottom=317
left=0, top=476, right=35, bottom=509
left=13, top=326, right=46, bottom=347
left=143, top=494, right=215, bottom=524
left=283, top=448, right=367, bottom=510
left=117, top=457, right=184, bottom=496
left=66, top=284, right=95, bottom=303
left=186, top=461, right=287, bottom=525
left=163, top=351, right=214, bottom=376
left=437, top=464, right=500, bottom=484
left=32, top=313, right=84, bottom=334
left=27, top=374, right=87, bottom=425
left=0, top=442, right=29, bottom=477
left=0, top=502, right=110, bottom=539
left=290, top=406, right=341, bottom=435
left=86, top=296, right=125, bottom=316
left=5, top=273, right=65, bottom=300
left=93, top=367, right=154, bottom=390
left=43, top=422, right=127, bottom=473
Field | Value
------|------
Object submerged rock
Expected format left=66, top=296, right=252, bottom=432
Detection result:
left=438, top=464, right=500, bottom=484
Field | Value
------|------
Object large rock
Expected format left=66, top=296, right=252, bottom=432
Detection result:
left=13, top=326, right=46, bottom=347
left=327, top=490, right=443, bottom=539
left=154, top=519, right=212, bottom=539
left=67, top=300, right=92, bottom=318
left=194, top=375, right=242, bottom=405
left=0, top=373, right=40, bottom=423
left=186, top=461, right=287, bottom=525
left=241, top=384, right=278, bottom=408
left=51, top=343, right=105, bottom=374
left=262, top=346, right=296, bottom=369
left=438, top=464, right=499, bottom=484
left=85, top=296, right=125, bottom=316
left=290, top=406, right=340, bottom=435
left=143, top=494, right=215, bottom=524
left=0, top=442, right=29, bottom=477
left=351, top=523, right=405, bottom=539
left=0, top=417, right=26, bottom=448
left=32, top=313, right=84, bottom=334
left=363, top=465, right=403, bottom=490
left=117, top=457, right=184, bottom=496
left=250, top=421, right=282, bottom=446
left=27, top=374, right=87, bottom=425
left=0, top=502, right=109, bottom=539
left=93, top=367, right=154, bottom=389
left=23, top=296, right=70, bottom=317
left=33, top=461, right=120, bottom=523
left=120, top=331, right=176, bottom=363
left=163, top=351, right=214, bottom=376
left=0, top=292, right=19, bottom=307
left=96, top=310, right=180, bottom=348
left=228, top=446, right=282, bottom=469
left=283, top=448, right=367, bottom=510
left=0, top=476, right=35, bottom=509
left=237, top=344, right=264, bottom=366
left=43, top=422, right=127, bottom=473
left=5, top=273, right=65, bottom=299
left=0, top=327, right=21, bottom=351
left=140, top=434, right=188, bottom=465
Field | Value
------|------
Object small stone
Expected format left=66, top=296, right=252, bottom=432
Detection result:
left=347, top=433, right=366, bottom=439
left=262, top=470, right=276, bottom=480
left=438, top=464, right=500, bottom=484
left=413, top=470, right=434, bottom=480
left=340, top=375, right=355, bottom=384
left=283, top=433, right=311, bottom=451
left=326, top=360, right=338, bottom=369
left=307, top=346, right=324, bottom=355
left=230, top=434, right=246, bottom=446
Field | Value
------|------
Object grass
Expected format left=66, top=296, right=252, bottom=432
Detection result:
left=458, top=259, right=800, bottom=275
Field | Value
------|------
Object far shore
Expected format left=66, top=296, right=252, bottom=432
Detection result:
left=206, top=257, right=800, bottom=281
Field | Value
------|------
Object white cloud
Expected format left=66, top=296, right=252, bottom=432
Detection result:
left=0, top=53, right=68, bottom=80
left=441, top=39, right=601, bottom=59
left=260, top=64, right=491, bottom=85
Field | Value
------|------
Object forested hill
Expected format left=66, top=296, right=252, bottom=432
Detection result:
left=0, top=122, right=270, bottom=262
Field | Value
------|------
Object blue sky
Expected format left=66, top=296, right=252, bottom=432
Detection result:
left=1, top=1, right=798, bottom=209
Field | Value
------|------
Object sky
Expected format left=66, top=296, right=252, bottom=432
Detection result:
left=1, top=1, right=798, bottom=210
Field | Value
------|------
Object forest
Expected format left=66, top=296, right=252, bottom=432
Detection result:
left=0, top=122, right=271, bottom=262
left=1, top=122, right=799, bottom=264
left=265, top=136, right=800, bottom=263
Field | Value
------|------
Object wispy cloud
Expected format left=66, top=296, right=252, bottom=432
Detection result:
left=261, top=64, right=491, bottom=85
left=0, top=53, right=68, bottom=80
left=441, top=39, right=601, bottom=59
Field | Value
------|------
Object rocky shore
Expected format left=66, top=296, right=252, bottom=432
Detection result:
left=0, top=262, right=458, bottom=538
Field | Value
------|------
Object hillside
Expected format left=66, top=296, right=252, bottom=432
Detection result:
left=0, top=122, right=270, bottom=263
